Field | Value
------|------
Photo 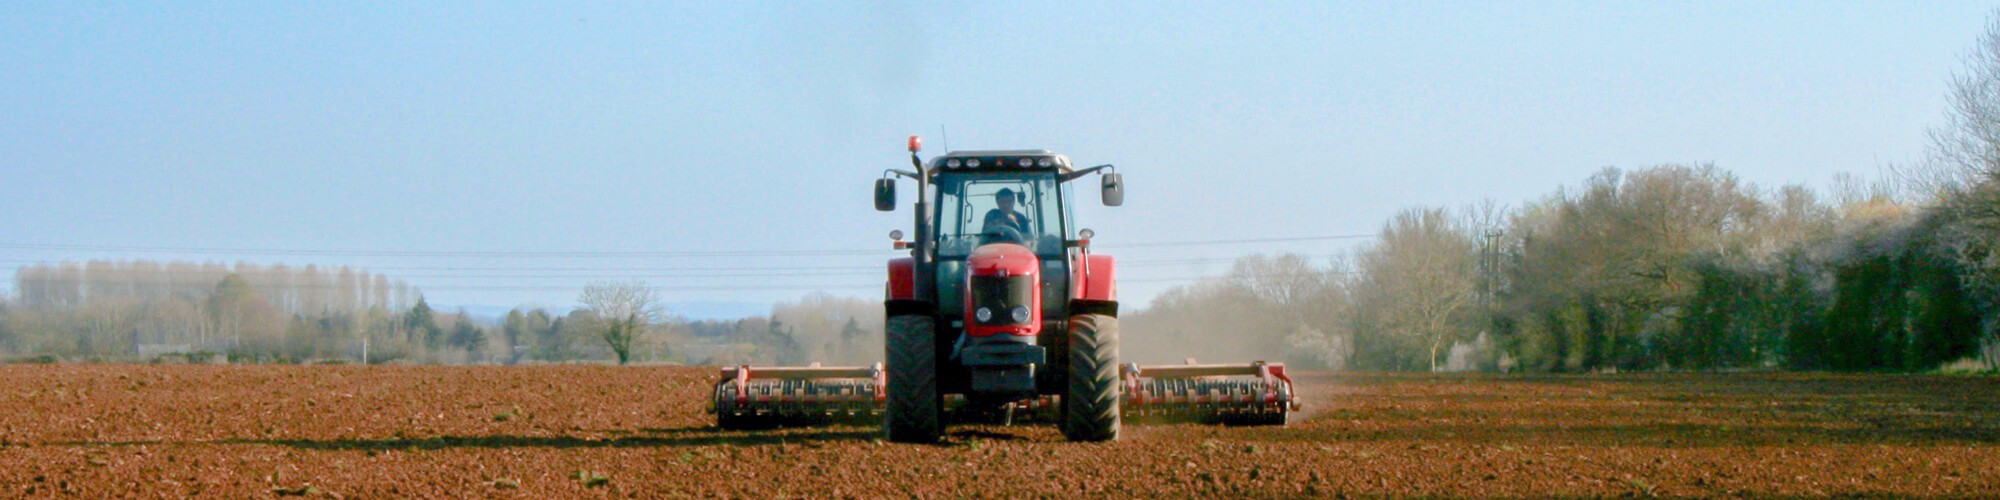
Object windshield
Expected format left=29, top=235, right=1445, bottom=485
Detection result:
left=934, top=171, right=1067, bottom=257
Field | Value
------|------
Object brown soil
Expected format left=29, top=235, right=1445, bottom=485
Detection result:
left=2, top=366, right=1996, bottom=498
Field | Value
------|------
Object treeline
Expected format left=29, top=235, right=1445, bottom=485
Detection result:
left=0, top=259, right=887, bottom=366
left=0, top=260, right=493, bottom=363
left=1129, top=163, right=1997, bottom=373
left=438, top=292, right=881, bottom=366
left=1489, top=165, right=1993, bottom=372
left=676, top=293, right=883, bottom=367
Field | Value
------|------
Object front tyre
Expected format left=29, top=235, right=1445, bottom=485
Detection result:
left=885, top=314, right=942, bottom=443
left=1062, top=314, right=1120, bottom=442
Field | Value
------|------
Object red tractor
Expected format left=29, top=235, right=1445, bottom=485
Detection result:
left=711, top=137, right=1298, bottom=442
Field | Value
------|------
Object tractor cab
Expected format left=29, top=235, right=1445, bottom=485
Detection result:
left=935, top=170, right=1064, bottom=255
left=913, top=151, right=1112, bottom=332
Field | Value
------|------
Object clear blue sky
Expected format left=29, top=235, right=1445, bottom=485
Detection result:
left=1, top=2, right=1991, bottom=317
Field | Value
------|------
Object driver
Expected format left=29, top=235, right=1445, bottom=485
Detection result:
left=982, top=188, right=1031, bottom=236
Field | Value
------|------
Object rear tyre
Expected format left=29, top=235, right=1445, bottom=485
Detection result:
left=1062, top=314, right=1120, bottom=442
left=885, top=314, right=942, bottom=443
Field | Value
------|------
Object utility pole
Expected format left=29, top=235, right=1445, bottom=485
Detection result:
left=1481, top=229, right=1502, bottom=309
left=1479, top=228, right=1505, bottom=371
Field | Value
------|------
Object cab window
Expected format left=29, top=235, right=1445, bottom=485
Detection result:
left=934, top=172, right=1064, bottom=256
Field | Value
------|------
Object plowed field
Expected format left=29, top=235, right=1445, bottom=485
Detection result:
left=2, top=365, right=1997, bottom=498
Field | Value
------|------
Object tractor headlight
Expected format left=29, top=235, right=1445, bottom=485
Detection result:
left=945, top=158, right=963, bottom=169
left=976, top=307, right=993, bottom=322
left=1036, top=157, right=1053, bottom=167
left=1010, top=305, right=1031, bottom=323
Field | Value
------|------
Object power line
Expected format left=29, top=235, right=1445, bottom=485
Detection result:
left=416, top=284, right=881, bottom=292
left=0, top=259, right=886, bottom=272
left=0, top=256, right=1331, bottom=287
left=0, top=237, right=1367, bottom=296
left=0, top=256, right=1333, bottom=288
left=0, top=242, right=884, bottom=258
left=0, top=234, right=1374, bottom=259
left=385, top=271, right=882, bottom=280
left=314, top=273, right=1306, bottom=291
left=0, top=257, right=1258, bottom=276
left=0, top=271, right=1316, bottom=292
left=1102, top=234, right=1374, bottom=248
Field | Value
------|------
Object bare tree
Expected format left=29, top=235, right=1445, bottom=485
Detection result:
left=578, top=280, right=668, bottom=365
left=1911, top=13, right=2000, bottom=198
left=769, top=292, right=883, bottom=365
left=1122, top=278, right=1281, bottom=365
left=1354, top=207, right=1481, bottom=371
left=1918, top=13, right=2000, bottom=325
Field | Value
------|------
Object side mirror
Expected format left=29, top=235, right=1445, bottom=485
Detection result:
left=874, top=178, right=896, bottom=211
left=1101, top=173, right=1123, bottom=207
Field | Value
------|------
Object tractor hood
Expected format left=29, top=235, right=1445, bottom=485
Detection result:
left=968, top=242, right=1038, bottom=277
left=964, top=243, right=1042, bottom=338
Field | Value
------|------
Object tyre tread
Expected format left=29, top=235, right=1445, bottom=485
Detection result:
left=1062, top=314, right=1120, bottom=442
left=885, top=315, right=941, bottom=442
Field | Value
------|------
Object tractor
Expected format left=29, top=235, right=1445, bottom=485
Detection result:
left=711, top=137, right=1298, bottom=442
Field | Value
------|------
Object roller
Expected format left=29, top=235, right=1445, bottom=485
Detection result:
left=711, top=362, right=885, bottom=429
left=1120, top=359, right=1299, bottom=426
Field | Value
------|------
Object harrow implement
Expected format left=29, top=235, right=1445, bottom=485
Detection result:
left=709, top=359, right=1300, bottom=429
left=711, top=363, right=885, bottom=429
left=1120, top=360, right=1299, bottom=426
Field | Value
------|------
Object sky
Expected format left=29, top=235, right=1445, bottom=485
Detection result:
left=1, top=1, right=1993, bottom=318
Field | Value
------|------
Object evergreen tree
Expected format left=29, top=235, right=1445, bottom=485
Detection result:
left=404, top=297, right=441, bottom=349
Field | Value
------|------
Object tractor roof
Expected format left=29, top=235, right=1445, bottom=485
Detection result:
left=937, top=149, right=1058, bottom=158
left=928, top=150, right=1074, bottom=171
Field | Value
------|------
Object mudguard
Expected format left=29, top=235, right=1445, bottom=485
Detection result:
left=886, top=257, right=915, bottom=301
left=1073, top=254, right=1116, bottom=302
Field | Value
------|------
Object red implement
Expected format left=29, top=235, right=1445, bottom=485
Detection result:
left=1120, top=359, right=1299, bottom=426
left=711, top=362, right=886, bottom=429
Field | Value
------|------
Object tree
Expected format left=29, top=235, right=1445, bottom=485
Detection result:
left=0, top=299, right=13, bottom=354
left=765, top=319, right=804, bottom=365
left=769, top=292, right=882, bottom=365
left=1921, top=12, right=2000, bottom=342
left=1226, top=254, right=1344, bottom=368
left=838, top=317, right=866, bottom=363
left=538, top=313, right=570, bottom=361
left=1493, top=165, right=1772, bottom=371
left=403, top=297, right=441, bottom=349
left=501, top=309, right=531, bottom=364
left=1352, top=208, right=1481, bottom=371
left=578, top=280, right=668, bottom=365
left=446, top=309, right=487, bottom=354
left=1917, top=13, right=2000, bottom=199
left=206, top=273, right=284, bottom=351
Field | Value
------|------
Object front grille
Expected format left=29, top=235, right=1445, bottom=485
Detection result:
left=971, top=275, right=1034, bottom=325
